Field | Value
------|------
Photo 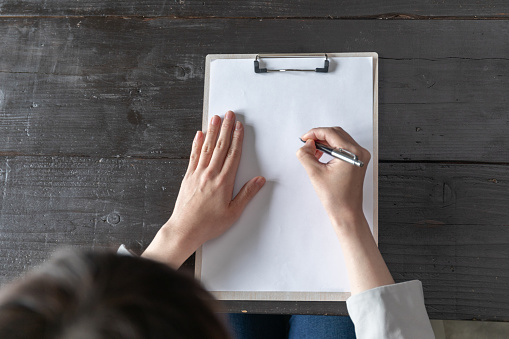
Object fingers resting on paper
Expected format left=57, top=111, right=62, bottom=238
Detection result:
left=184, top=110, right=266, bottom=236
left=189, top=111, right=246, bottom=179
left=143, top=111, right=266, bottom=268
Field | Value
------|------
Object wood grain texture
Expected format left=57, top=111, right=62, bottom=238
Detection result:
left=220, top=300, right=349, bottom=316
left=0, top=18, right=508, bottom=162
left=379, top=163, right=509, bottom=320
left=0, top=156, right=187, bottom=284
left=0, top=0, right=509, bottom=18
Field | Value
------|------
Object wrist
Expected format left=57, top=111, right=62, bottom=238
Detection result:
left=330, top=211, right=371, bottom=240
left=142, top=221, right=198, bottom=268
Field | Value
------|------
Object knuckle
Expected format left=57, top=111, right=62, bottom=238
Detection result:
left=227, top=146, right=241, bottom=159
left=222, top=120, right=233, bottom=130
left=215, top=138, right=225, bottom=151
left=190, top=152, right=199, bottom=163
left=193, top=143, right=202, bottom=153
left=354, top=147, right=370, bottom=163
left=216, top=174, right=228, bottom=187
left=296, top=148, right=308, bottom=159
left=364, top=149, right=372, bottom=161
left=201, top=143, right=213, bottom=155
left=202, top=169, right=215, bottom=181
left=231, top=131, right=242, bottom=142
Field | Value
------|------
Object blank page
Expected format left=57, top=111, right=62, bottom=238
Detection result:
left=200, top=56, right=374, bottom=297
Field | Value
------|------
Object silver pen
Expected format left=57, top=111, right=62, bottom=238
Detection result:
left=300, top=138, right=364, bottom=167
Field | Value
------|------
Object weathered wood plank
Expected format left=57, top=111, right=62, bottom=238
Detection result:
left=380, top=164, right=509, bottom=226
left=0, top=0, right=509, bottom=18
left=1, top=156, right=508, bottom=319
left=379, top=163, right=509, bottom=320
left=0, top=156, right=187, bottom=284
left=220, top=300, right=349, bottom=316
left=1, top=18, right=508, bottom=162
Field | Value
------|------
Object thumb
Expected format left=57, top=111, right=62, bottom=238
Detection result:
left=296, top=139, right=322, bottom=176
left=230, top=176, right=266, bottom=215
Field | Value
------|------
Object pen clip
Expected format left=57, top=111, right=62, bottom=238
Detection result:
left=336, top=148, right=358, bottom=161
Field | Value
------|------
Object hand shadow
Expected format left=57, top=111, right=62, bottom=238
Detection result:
left=203, top=113, right=276, bottom=284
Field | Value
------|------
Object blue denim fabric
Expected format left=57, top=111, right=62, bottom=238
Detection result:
left=227, top=314, right=356, bottom=339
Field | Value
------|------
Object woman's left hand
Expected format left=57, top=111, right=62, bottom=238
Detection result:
left=142, top=110, right=265, bottom=268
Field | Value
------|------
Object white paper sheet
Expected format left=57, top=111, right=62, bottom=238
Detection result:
left=201, top=56, right=374, bottom=293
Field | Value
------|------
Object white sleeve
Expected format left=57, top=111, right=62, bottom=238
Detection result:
left=346, top=280, right=435, bottom=339
left=117, top=244, right=135, bottom=256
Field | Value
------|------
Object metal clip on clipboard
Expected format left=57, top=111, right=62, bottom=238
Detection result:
left=254, top=53, right=329, bottom=73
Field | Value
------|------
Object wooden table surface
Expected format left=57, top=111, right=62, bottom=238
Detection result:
left=1, top=1, right=509, bottom=321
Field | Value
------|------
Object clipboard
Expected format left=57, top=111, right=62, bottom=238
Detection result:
left=196, top=53, right=378, bottom=302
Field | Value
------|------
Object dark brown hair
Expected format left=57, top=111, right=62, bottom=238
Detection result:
left=0, top=250, right=230, bottom=339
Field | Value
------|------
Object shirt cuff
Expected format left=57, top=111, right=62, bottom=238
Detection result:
left=346, top=280, right=435, bottom=339
left=117, top=244, right=135, bottom=256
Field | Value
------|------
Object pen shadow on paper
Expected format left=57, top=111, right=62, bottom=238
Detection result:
left=206, top=114, right=276, bottom=282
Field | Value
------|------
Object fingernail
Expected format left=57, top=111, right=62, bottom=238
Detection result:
left=211, top=115, right=219, bottom=125
left=235, top=121, right=242, bottom=130
left=255, top=176, right=266, bottom=187
left=225, top=110, right=234, bottom=120
left=194, top=131, right=200, bottom=142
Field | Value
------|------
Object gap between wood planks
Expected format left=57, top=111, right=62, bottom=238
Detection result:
left=1, top=153, right=509, bottom=167
left=1, top=56, right=509, bottom=76
left=0, top=14, right=508, bottom=20
left=379, top=160, right=509, bottom=166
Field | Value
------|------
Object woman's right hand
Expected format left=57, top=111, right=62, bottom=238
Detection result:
left=296, top=127, right=371, bottom=232
left=298, top=127, right=395, bottom=295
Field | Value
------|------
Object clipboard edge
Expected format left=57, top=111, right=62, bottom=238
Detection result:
left=211, top=291, right=351, bottom=302
left=372, top=53, right=379, bottom=246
